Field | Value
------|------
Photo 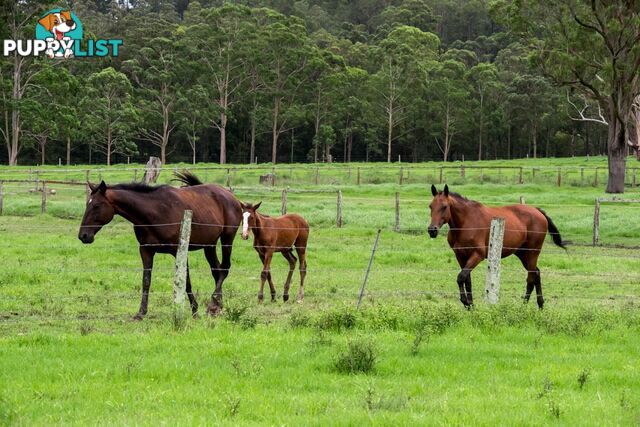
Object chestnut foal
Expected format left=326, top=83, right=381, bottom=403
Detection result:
left=241, top=202, right=309, bottom=302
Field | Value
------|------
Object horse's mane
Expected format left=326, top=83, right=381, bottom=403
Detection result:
left=448, top=192, right=482, bottom=206
left=110, top=183, right=168, bottom=193
left=174, top=170, right=203, bottom=187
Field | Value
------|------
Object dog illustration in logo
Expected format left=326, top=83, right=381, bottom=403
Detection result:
left=38, top=10, right=76, bottom=58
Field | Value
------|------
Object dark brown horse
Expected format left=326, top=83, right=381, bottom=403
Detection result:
left=428, top=185, right=566, bottom=309
left=78, top=171, right=242, bottom=319
left=240, top=202, right=309, bottom=303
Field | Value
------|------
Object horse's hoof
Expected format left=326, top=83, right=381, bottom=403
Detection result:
left=257, top=296, right=264, bottom=304
left=283, top=295, right=289, bottom=302
left=207, top=304, right=222, bottom=317
left=296, top=299, right=303, bottom=304
left=132, top=313, right=144, bottom=321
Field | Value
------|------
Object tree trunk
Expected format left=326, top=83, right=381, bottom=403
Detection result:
left=532, top=123, right=537, bottom=159
left=66, top=136, right=71, bottom=165
left=478, top=92, right=484, bottom=160
left=219, top=110, right=227, bottom=165
left=271, top=96, right=280, bottom=164
left=507, top=124, right=511, bottom=160
left=313, top=90, right=321, bottom=163
left=107, top=125, right=112, bottom=166
left=347, top=134, right=353, bottom=163
left=40, top=139, right=46, bottom=165
left=387, top=95, right=393, bottom=163
left=606, top=112, right=627, bottom=193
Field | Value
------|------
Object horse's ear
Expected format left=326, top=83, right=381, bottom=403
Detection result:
left=431, top=184, right=438, bottom=197
left=443, top=184, right=449, bottom=196
left=253, top=201, right=262, bottom=211
left=98, top=181, right=107, bottom=194
left=88, top=182, right=97, bottom=193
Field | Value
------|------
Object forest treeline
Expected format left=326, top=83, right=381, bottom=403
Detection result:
left=1, top=0, right=610, bottom=166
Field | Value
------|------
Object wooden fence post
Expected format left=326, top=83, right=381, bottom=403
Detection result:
left=226, top=168, right=231, bottom=187
left=134, top=168, right=138, bottom=182
left=461, top=165, right=466, bottom=178
left=173, top=210, right=193, bottom=324
left=480, top=168, right=484, bottom=183
left=484, top=217, right=505, bottom=304
left=281, top=188, right=288, bottom=215
left=315, top=167, right=319, bottom=185
left=519, top=196, right=525, bottom=205
left=532, top=168, right=536, bottom=181
left=399, top=167, right=404, bottom=185
left=518, top=167, right=523, bottom=184
left=336, top=190, right=343, bottom=228
left=41, top=181, right=47, bottom=214
left=0, top=181, right=3, bottom=216
left=593, top=198, right=600, bottom=246
left=357, top=229, right=381, bottom=309
left=556, top=167, right=562, bottom=187
left=580, top=167, right=584, bottom=185
left=34, top=170, right=39, bottom=191
left=594, top=167, right=599, bottom=187
left=357, top=167, right=361, bottom=185
left=85, top=169, right=90, bottom=184
left=86, top=183, right=91, bottom=201
left=394, top=192, right=400, bottom=232
left=633, top=168, right=637, bottom=188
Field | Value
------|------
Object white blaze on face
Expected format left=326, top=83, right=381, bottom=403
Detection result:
left=242, top=212, right=251, bottom=239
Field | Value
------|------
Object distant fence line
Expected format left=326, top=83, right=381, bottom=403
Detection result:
left=1, top=164, right=639, bottom=188
left=1, top=179, right=640, bottom=248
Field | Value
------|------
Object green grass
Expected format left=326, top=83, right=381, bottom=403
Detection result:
left=1, top=158, right=640, bottom=424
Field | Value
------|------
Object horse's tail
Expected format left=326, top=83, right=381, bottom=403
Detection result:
left=174, top=170, right=203, bottom=187
left=536, top=208, right=568, bottom=250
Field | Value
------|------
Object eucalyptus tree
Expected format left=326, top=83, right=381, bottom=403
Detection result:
left=374, top=25, right=439, bottom=162
left=182, top=3, right=255, bottom=164
left=83, top=67, right=139, bottom=165
left=495, top=0, right=640, bottom=192
left=466, top=62, right=501, bottom=160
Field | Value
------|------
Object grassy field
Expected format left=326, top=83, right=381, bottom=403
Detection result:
left=1, top=158, right=640, bottom=425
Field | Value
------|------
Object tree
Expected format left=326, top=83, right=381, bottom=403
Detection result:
left=84, top=68, right=138, bottom=165
left=495, top=0, right=640, bottom=192
left=466, top=62, right=501, bottom=160
left=0, top=0, right=56, bottom=165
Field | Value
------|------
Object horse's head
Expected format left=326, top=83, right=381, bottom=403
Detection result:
left=428, top=184, right=451, bottom=238
left=78, top=181, right=115, bottom=244
left=240, top=201, right=262, bottom=240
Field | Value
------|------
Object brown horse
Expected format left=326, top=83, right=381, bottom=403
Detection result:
left=240, top=202, right=309, bottom=303
left=78, top=171, right=242, bottom=319
left=428, top=184, right=566, bottom=309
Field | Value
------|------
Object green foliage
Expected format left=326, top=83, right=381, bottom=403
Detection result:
left=334, top=337, right=377, bottom=374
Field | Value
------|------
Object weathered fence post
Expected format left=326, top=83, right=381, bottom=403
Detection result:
left=633, top=168, right=637, bottom=188
left=357, top=167, right=361, bottom=185
left=594, top=167, right=599, bottom=187
left=142, top=156, right=162, bottom=184
left=315, top=167, right=319, bottom=185
left=226, top=168, right=231, bottom=187
left=281, top=188, right=288, bottom=215
left=85, top=169, right=90, bottom=184
left=41, top=181, right=47, bottom=214
left=357, top=229, right=381, bottom=309
left=519, top=196, right=525, bottom=205
left=134, top=168, right=138, bottom=181
left=399, top=167, right=404, bottom=185
left=34, top=170, right=39, bottom=191
left=461, top=165, right=466, bottom=178
left=336, top=190, right=343, bottom=228
left=480, top=168, right=484, bottom=183
left=394, top=192, right=400, bottom=232
left=484, top=217, right=505, bottom=304
left=518, top=167, right=523, bottom=184
left=0, top=181, right=3, bottom=215
left=173, top=210, right=193, bottom=324
left=593, top=198, right=600, bottom=246
left=580, top=167, right=585, bottom=185
left=532, top=168, right=536, bottom=181
left=556, top=167, right=562, bottom=187
left=439, top=167, right=444, bottom=184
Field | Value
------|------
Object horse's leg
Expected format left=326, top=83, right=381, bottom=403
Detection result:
left=203, top=242, right=223, bottom=316
left=208, top=232, right=235, bottom=314
left=281, top=249, right=297, bottom=302
left=295, top=242, right=307, bottom=302
left=134, top=247, right=155, bottom=320
left=185, top=262, right=198, bottom=317
left=258, top=252, right=267, bottom=303
left=517, top=251, right=543, bottom=308
left=263, top=251, right=277, bottom=302
left=456, top=252, right=483, bottom=308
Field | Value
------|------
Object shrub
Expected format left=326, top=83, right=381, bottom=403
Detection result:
left=315, top=306, right=357, bottom=331
left=334, top=338, right=377, bottom=374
